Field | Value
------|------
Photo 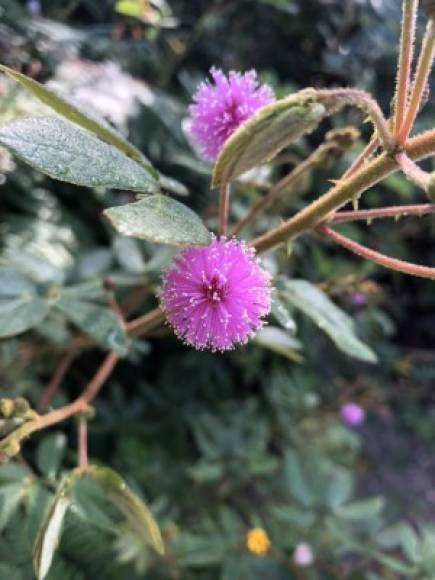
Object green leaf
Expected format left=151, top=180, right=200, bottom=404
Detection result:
left=0, top=483, right=25, bottom=531
left=0, top=269, right=50, bottom=338
left=0, top=297, right=50, bottom=338
left=36, top=433, right=67, bottom=480
left=212, top=89, right=326, bottom=186
left=399, top=524, right=420, bottom=564
left=55, top=297, right=128, bottom=355
left=284, top=451, right=314, bottom=507
left=0, top=64, right=156, bottom=178
left=33, top=477, right=75, bottom=580
left=113, top=237, right=147, bottom=274
left=254, top=326, right=303, bottom=362
left=336, top=497, right=384, bottom=520
left=87, top=465, right=164, bottom=555
left=279, top=279, right=377, bottom=363
left=0, top=116, right=158, bottom=192
left=104, top=195, right=211, bottom=247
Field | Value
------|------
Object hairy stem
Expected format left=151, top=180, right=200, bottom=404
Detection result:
left=398, top=19, right=435, bottom=143
left=341, top=136, right=380, bottom=181
left=394, top=0, right=419, bottom=135
left=318, top=224, right=435, bottom=279
left=250, top=129, right=435, bottom=254
left=396, top=151, right=431, bottom=190
left=330, top=203, right=435, bottom=223
left=232, top=141, right=335, bottom=235
left=316, top=88, right=395, bottom=152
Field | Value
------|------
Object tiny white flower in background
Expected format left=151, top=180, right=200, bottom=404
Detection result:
left=293, top=543, right=314, bottom=567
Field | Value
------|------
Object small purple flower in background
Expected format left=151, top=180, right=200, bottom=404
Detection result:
left=27, top=0, right=41, bottom=16
left=349, top=291, right=367, bottom=308
left=188, top=67, right=275, bottom=161
left=293, top=543, right=314, bottom=567
left=341, top=402, right=365, bottom=427
left=160, top=238, right=272, bottom=351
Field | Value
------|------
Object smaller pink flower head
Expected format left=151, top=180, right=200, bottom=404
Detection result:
left=293, top=543, right=314, bottom=567
left=160, top=238, right=272, bottom=351
left=341, top=402, right=365, bottom=427
left=189, top=67, right=275, bottom=161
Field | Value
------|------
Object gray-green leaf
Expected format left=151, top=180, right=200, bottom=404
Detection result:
left=279, top=279, right=377, bottom=363
left=0, top=64, right=156, bottom=178
left=0, top=116, right=158, bottom=193
left=0, top=269, right=50, bottom=338
left=55, top=297, right=128, bottom=355
left=104, top=195, right=211, bottom=247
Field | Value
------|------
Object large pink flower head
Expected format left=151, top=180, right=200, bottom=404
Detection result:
left=160, top=238, right=272, bottom=351
left=188, top=67, right=275, bottom=161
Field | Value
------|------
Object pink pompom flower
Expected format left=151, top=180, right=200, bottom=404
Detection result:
left=188, top=67, right=275, bottom=161
left=160, top=238, right=272, bottom=351
left=340, top=402, right=365, bottom=427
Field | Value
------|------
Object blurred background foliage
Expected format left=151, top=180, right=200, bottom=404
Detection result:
left=0, top=0, right=434, bottom=577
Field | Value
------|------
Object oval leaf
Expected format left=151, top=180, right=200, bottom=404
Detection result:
left=104, top=195, right=211, bottom=247
left=212, top=89, right=326, bottom=187
left=0, top=64, right=157, bottom=178
left=33, top=478, right=74, bottom=580
left=0, top=297, right=50, bottom=338
left=55, top=297, right=129, bottom=356
left=88, top=465, right=164, bottom=556
left=0, top=116, right=157, bottom=193
left=278, top=279, right=377, bottom=363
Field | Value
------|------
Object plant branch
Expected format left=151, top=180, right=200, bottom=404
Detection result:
left=78, top=417, right=88, bottom=469
left=250, top=129, right=435, bottom=254
left=232, top=129, right=357, bottom=235
left=398, top=19, right=435, bottom=143
left=316, top=88, right=395, bottom=152
left=37, top=350, right=77, bottom=412
left=330, top=203, right=435, bottom=224
left=219, top=183, right=231, bottom=238
left=317, top=224, right=435, bottom=279
left=394, top=0, right=419, bottom=135
left=396, top=151, right=431, bottom=191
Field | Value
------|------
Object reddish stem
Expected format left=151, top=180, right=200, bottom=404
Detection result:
left=318, top=224, right=435, bottom=279
left=396, top=151, right=431, bottom=189
left=78, top=417, right=88, bottom=469
left=398, top=20, right=435, bottom=143
left=331, top=203, right=435, bottom=223
left=394, top=0, right=419, bottom=135
left=37, top=351, right=77, bottom=412
left=27, top=352, right=119, bottom=437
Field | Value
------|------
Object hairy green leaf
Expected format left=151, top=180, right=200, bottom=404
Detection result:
left=0, top=64, right=157, bottom=178
left=0, top=116, right=158, bottom=193
left=104, top=195, right=211, bottom=247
